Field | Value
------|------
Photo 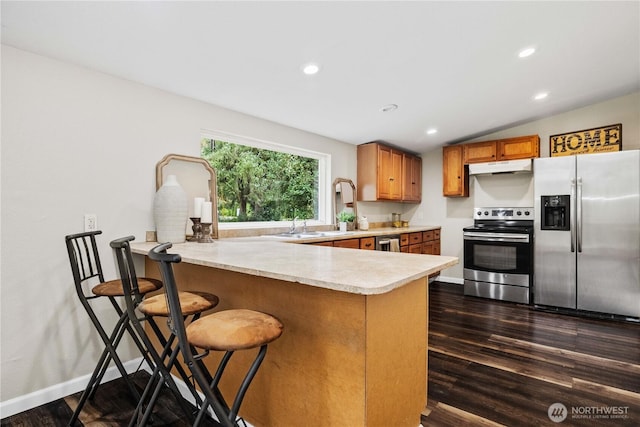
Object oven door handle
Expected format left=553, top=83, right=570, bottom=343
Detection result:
left=463, top=232, right=530, bottom=243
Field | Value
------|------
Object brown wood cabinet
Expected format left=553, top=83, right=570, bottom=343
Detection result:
left=463, top=134, right=539, bottom=164
left=360, top=237, right=375, bottom=250
left=442, top=145, right=469, bottom=197
left=444, top=134, right=539, bottom=197
left=402, top=153, right=422, bottom=202
left=422, top=230, right=441, bottom=255
left=357, top=142, right=421, bottom=203
left=309, top=228, right=441, bottom=256
left=400, top=229, right=441, bottom=256
left=311, top=241, right=334, bottom=247
left=497, top=135, right=540, bottom=160
left=463, top=141, right=497, bottom=164
left=333, top=238, right=360, bottom=249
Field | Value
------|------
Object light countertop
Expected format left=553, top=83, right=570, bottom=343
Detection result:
left=131, top=236, right=457, bottom=296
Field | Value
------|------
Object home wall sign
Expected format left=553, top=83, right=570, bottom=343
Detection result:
left=550, top=123, right=622, bottom=157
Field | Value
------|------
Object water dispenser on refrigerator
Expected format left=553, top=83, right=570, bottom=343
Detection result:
left=541, top=195, right=570, bottom=231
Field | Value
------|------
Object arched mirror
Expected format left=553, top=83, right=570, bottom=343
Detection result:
left=156, top=154, right=218, bottom=239
left=333, top=178, right=358, bottom=230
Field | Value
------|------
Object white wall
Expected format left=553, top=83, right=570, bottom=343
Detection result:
left=0, top=45, right=357, bottom=404
left=413, top=91, right=640, bottom=281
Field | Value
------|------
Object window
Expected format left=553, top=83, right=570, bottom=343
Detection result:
left=201, top=131, right=330, bottom=227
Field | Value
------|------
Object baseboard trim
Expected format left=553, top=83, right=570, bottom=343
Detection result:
left=0, top=358, right=148, bottom=419
left=1, top=359, right=255, bottom=426
left=436, top=275, right=463, bottom=285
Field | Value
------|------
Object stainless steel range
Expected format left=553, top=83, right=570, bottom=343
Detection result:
left=463, top=207, right=534, bottom=304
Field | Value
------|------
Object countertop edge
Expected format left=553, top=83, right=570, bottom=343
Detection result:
left=131, top=234, right=457, bottom=296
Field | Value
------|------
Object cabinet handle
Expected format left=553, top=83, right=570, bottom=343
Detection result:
left=389, top=177, right=395, bottom=181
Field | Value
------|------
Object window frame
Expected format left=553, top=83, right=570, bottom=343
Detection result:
left=201, top=129, right=332, bottom=230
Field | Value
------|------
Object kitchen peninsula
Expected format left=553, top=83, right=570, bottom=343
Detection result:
left=131, top=238, right=457, bottom=427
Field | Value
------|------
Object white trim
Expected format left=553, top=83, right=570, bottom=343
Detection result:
left=0, top=358, right=149, bottom=418
left=0, top=358, right=255, bottom=427
left=201, top=129, right=332, bottom=226
left=437, top=275, right=464, bottom=285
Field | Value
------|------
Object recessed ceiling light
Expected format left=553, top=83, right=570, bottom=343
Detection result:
left=426, top=128, right=438, bottom=135
left=302, top=63, right=320, bottom=75
left=534, top=92, right=549, bottom=100
left=380, top=104, right=398, bottom=113
left=518, top=47, right=536, bottom=58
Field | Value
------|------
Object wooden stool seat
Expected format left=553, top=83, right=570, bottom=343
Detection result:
left=92, top=278, right=162, bottom=297
left=139, top=291, right=219, bottom=317
left=186, top=309, right=283, bottom=351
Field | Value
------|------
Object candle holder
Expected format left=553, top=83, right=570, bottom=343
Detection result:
left=199, top=223, right=215, bottom=243
left=188, top=217, right=203, bottom=242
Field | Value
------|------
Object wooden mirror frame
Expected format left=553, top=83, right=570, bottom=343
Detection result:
left=156, top=153, right=218, bottom=239
left=332, top=178, right=358, bottom=229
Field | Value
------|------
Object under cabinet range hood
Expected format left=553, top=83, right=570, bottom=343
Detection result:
left=468, top=159, right=533, bottom=175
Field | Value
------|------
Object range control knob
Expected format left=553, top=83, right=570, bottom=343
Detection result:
left=516, top=211, right=522, bottom=216
left=484, top=211, right=489, bottom=216
left=525, top=210, right=530, bottom=216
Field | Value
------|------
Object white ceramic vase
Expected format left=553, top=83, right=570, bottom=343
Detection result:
left=154, top=174, right=188, bottom=243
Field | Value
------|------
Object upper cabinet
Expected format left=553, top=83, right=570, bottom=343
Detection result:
left=497, top=134, right=540, bottom=160
left=442, top=145, right=469, bottom=197
left=357, top=142, right=421, bottom=203
left=464, top=134, right=539, bottom=164
left=402, top=153, right=422, bottom=202
left=443, top=134, right=539, bottom=197
left=463, top=141, right=497, bottom=164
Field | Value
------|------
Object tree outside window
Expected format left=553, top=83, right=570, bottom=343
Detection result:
left=202, top=138, right=319, bottom=222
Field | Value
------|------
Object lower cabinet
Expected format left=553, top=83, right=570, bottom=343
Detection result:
left=422, top=230, right=441, bottom=255
left=311, top=241, right=334, bottom=247
left=360, top=237, right=375, bottom=250
left=400, top=229, right=441, bottom=255
left=333, top=238, right=360, bottom=249
left=308, top=229, right=441, bottom=255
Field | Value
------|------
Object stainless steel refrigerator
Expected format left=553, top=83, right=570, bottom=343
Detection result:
left=534, top=150, right=640, bottom=317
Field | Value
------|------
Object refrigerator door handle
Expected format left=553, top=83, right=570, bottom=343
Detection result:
left=577, top=177, right=583, bottom=253
left=570, top=178, right=576, bottom=253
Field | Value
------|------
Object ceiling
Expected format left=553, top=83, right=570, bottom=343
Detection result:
left=2, top=1, right=639, bottom=154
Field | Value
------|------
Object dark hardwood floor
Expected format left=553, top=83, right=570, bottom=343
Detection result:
left=3, top=281, right=639, bottom=426
left=423, top=282, right=640, bottom=426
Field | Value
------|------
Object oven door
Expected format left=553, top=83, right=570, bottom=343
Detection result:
left=463, top=231, right=532, bottom=286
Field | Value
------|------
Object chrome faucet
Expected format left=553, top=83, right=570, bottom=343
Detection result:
left=289, top=217, right=298, bottom=234
left=302, top=220, right=308, bottom=234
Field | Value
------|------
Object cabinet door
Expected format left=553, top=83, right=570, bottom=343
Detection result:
left=422, top=242, right=434, bottom=255
left=463, top=141, right=497, bottom=164
left=360, top=237, right=375, bottom=250
left=378, top=147, right=403, bottom=200
left=311, top=241, right=334, bottom=247
left=443, top=145, right=469, bottom=197
left=409, top=244, right=423, bottom=254
left=333, top=238, right=360, bottom=249
left=498, top=135, right=540, bottom=160
left=433, top=240, right=441, bottom=255
left=402, top=154, right=422, bottom=202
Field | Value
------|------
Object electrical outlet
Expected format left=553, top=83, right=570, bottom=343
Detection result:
left=84, top=214, right=98, bottom=232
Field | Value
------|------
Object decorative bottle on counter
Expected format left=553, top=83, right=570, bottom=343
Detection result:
left=153, top=174, right=188, bottom=243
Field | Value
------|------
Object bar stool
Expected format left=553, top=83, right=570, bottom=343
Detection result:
left=65, top=230, right=163, bottom=426
left=110, top=236, right=220, bottom=427
left=148, top=242, right=284, bottom=427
